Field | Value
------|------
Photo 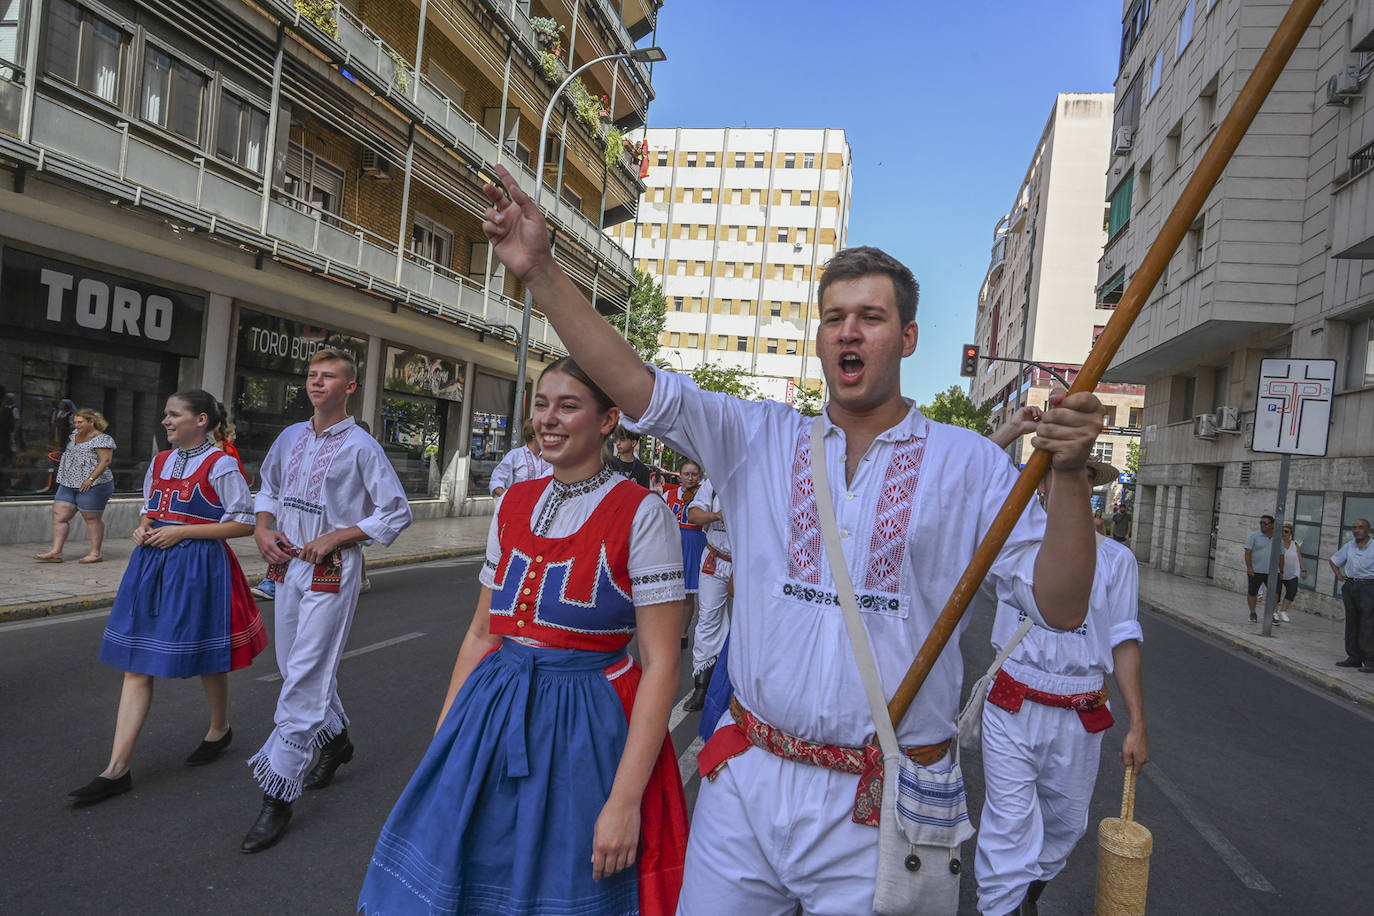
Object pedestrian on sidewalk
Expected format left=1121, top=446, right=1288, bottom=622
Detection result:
left=1277, top=524, right=1307, bottom=623
left=1244, top=516, right=1277, bottom=624
left=978, top=414, right=1148, bottom=915
left=241, top=348, right=411, bottom=854
left=489, top=419, right=552, bottom=496
left=610, top=425, right=653, bottom=488
left=476, top=164, right=1105, bottom=914
left=34, top=408, right=116, bottom=565
left=68, top=390, right=267, bottom=807
left=1330, top=519, right=1374, bottom=673
left=683, top=472, right=731, bottom=712
left=358, top=356, right=689, bottom=915
left=664, top=459, right=706, bottom=651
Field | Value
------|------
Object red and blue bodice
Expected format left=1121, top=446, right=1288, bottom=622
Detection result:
left=488, top=477, right=647, bottom=651
left=664, top=484, right=701, bottom=531
left=144, top=448, right=226, bottom=525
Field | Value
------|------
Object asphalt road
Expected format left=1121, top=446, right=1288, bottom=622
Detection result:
left=1, top=557, right=1369, bottom=914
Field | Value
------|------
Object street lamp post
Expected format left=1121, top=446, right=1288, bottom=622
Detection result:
left=508, top=45, right=667, bottom=451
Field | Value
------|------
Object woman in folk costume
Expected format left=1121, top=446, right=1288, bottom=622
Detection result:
left=68, top=390, right=267, bottom=806
left=662, top=459, right=706, bottom=649
left=359, top=357, right=689, bottom=915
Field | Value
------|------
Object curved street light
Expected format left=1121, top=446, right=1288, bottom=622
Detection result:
left=508, top=46, right=666, bottom=451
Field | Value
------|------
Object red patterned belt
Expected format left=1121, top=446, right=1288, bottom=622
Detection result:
left=695, top=696, right=950, bottom=827
left=987, top=669, right=1115, bottom=733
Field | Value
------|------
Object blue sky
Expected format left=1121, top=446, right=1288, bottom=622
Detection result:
left=644, top=0, right=1121, bottom=406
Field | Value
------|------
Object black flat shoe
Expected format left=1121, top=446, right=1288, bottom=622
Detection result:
left=185, top=728, right=233, bottom=766
left=240, top=795, right=293, bottom=854
left=303, top=730, right=354, bottom=790
left=67, top=772, right=132, bottom=806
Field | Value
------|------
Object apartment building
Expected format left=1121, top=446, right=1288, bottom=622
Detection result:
left=1100, top=0, right=1374, bottom=615
left=608, top=127, right=851, bottom=401
left=0, top=0, right=661, bottom=540
left=972, top=92, right=1146, bottom=509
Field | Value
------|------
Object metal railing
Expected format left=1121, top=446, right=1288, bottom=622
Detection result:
left=1351, top=140, right=1374, bottom=181
left=989, top=234, right=1008, bottom=275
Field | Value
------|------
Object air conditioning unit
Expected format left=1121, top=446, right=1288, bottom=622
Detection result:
left=1216, top=405, right=1241, bottom=431
left=1325, top=66, right=1363, bottom=105
left=1113, top=126, right=1134, bottom=154
left=361, top=149, right=392, bottom=179
left=1193, top=413, right=1219, bottom=439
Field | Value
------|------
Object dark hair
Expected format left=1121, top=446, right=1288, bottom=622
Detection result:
left=817, top=246, right=919, bottom=325
left=171, top=388, right=227, bottom=439
left=539, top=356, right=615, bottom=414
left=1260, top=515, right=1274, bottom=524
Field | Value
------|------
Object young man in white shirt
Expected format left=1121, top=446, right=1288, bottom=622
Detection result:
left=1330, top=518, right=1374, bottom=673
left=480, top=165, right=1106, bottom=913
left=241, top=348, right=413, bottom=853
left=684, top=474, right=731, bottom=711
left=489, top=420, right=552, bottom=497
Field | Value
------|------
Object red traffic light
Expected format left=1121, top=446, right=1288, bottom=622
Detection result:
left=960, top=344, right=980, bottom=377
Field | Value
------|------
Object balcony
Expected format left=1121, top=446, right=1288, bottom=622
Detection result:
left=10, top=96, right=566, bottom=353
left=988, top=233, right=1008, bottom=279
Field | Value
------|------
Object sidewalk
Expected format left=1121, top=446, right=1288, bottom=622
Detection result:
left=0, top=515, right=492, bottom=621
left=2, top=524, right=1369, bottom=708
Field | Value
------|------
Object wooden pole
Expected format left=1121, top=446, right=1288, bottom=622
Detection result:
left=887, top=0, right=1327, bottom=725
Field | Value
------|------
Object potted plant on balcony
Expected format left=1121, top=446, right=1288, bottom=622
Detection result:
left=604, top=127, right=625, bottom=171
left=530, top=16, right=564, bottom=51
left=295, top=0, right=338, bottom=38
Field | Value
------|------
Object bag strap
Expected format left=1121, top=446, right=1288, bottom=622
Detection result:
left=809, top=418, right=902, bottom=758
left=978, top=615, right=1035, bottom=684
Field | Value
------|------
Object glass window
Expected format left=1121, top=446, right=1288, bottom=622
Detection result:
left=766, top=339, right=777, bottom=354
left=411, top=214, right=453, bottom=267
left=468, top=372, right=515, bottom=494
left=703, top=152, right=715, bottom=167
left=215, top=91, right=267, bottom=172
left=753, top=152, right=764, bottom=167
left=1107, top=172, right=1134, bottom=238
left=656, top=151, right=667, bottom=166
left=803, top=153, right=815, bottom=168
left=46, top=0, right=128, bottom=104
left=142, top=46, right=205, bottom=141
left=776, top=227, right=788, bottom=243
left=800, top=189, right=811, bottom=206
left=735, top=337, right=746, bottom=351
left=1345, top=317, right=1374, bottom=389
left=701, top=188, right=712, bottom=204
left=734, top=152, right=745, bottom=167
left=1, top=0, right=25, bottom=78
left=1293, top=491, right=1323, bottom=591
left=1148, top=47, right=1163, bottom=100
left=783, top=153, right=795, bottom=168
left=1177, top=0, right=1195, bottom=58
left=686, top=152, right=697, bottom=167
left=1336, top=494, right=1374, bottom=596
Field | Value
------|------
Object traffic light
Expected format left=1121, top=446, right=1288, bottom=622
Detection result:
left=960, top=344, right=980, bottom=377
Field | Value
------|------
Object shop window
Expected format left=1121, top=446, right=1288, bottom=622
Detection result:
left=412, top=214, right=453, bottom=268
left=215, top=90, right=267, bottom=172
left=283, top=142, right=344, bottom=218
left=381, top=347, right=464, bottom=498
left=1293, top=491, right=1323, bottom=591
left=141, top=45, right=206, bottom=142
left=46, top=0, right=129, bottom=105
left=468, top=371, right=515, bottom=493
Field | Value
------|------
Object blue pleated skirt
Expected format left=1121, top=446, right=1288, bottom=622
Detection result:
left=358, top=641, right=639, bottom=916
left=679, top=528, right=707, bottom=594
left=99, top=530, right=258, bottom=679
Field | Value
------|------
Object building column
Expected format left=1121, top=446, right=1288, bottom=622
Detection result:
left=1149, top=483, right=1166, bottom=568
left=1177, top=471, right=1215, bottom=579
left=199, top=294, right=233, bottom=400
left=361, top=335, right=383, bottom=430
left=457, top=360, right=477, bottom=454
left=1133, top=484, right=1155, bottom=564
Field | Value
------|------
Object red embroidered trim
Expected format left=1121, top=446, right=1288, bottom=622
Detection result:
left=787, top=427, right=823, bottom=584
left=864, top=438, right=925, bottom=593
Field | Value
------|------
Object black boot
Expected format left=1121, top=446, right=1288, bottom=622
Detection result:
left=683, top=662, right=714, bottom=713
left=240, top=794, right=292, bottom=854
left=1016, top=880, right=1048, bottom=916
left=303, top=729, right=354, bottom=790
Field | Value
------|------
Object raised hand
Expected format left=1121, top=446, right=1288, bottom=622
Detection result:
left=481, top=164, right=556, bottom=287
left=1030, top=389, right=1104, bottom=471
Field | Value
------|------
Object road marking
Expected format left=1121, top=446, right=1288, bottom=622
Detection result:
left=369, top=556, right=483, bottom=574
left=668, top=695, right=695, bottom=733
left=1143, top=763, right=1276, bottom=893
left=678, top=736, right=704, bottom=790
left=0, top=607, right=111, bottom=631
left=256, top=632, right=427, bottom=682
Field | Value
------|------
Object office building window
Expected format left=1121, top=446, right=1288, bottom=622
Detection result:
left=1107, top=172, right=1134, bottom=239
left=1148, top=47, right=1163, bottom=100
left=1090, top=441, right=1114, bottom=463
left=736, top=336, right=747, bottom=352
left=734, top=152, right=746, bottom=167
left=796, top=227, right=807, bottom=244
left=216, top=90, right=268, bottom=172
left=803, top=153, right=815, bottom=168
left=411, top=214, right=453, bottom=267
left=777, top=227, right=789, bottom=243
left=770, top=302, right=782, bottom=317
left=766, top=339, right=778, bottom=354
left=702, top=188, right=713, bottom=204
left=656, top=151, right=667, bottom=166
left=283, top=142, right=345, bottom=218
left=687, top=152, right=697, bottom=167
left=753, top=152, right=764, bottom=167
left=46, top=0, right=128, bottom=105
left=704, top=152, right=715, bottom=167
left=141, top=45, right=206, bottom=142
left=1176, top=0, right=1195, bottom=58
left=784, top=153, right=796, bottom=168
left=1345, top=316, right=1374, bottom=389
left=800, top=189, right=812, bottom=206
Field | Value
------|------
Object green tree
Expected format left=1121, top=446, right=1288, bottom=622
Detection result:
left=792, top=386, right=823, bottom=417
left=607, top=269, right=667, bottom=361
left=919, top=385, right=993, bottom=434
left=689, top=362, right=760, bottom=400
left=1124, top=441, right=1140, bottom=476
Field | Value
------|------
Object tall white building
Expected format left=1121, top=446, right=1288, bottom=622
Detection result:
left=972, top=93, right=1145, bottom=499
left=609, top=127, right=852, bottom=400
left=1101, top=0, right=1374, bottom=616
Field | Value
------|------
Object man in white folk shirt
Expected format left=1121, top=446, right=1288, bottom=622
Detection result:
left=479, top=164, right=1105, bottom=914
left=242, top=347, right=413, bottom=853
left=977, top=411, right=1148, bottom=916
left=683, top=473, right=731, bottom=712
left=489, top=419, right=552, bottom=497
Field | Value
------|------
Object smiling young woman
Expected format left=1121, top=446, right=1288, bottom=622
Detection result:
left=358, top=356, right=690, bottom=916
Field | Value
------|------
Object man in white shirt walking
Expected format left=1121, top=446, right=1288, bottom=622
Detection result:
left=1330, top=519, right=1374, bottom=673
left=489, top=420, right=551, bottom=497
left=479, top=164, right=1106, bottom=914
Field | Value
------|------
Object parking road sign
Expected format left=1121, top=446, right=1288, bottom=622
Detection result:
left=1252, top=358, right=1336, bottom=456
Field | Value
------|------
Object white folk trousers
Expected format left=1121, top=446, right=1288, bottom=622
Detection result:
left=247, top=551, right=362, bottom=801
left=691, top=561, right=731, bottom=677
left=974, top=666, right=1105, bottom=915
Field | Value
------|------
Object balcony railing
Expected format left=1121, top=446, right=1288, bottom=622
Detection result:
left=20, top=95, right=566, bottom=352
left=989, top=234, right=1008, bottom=276
left=1351, top=140, right=1374, bottom=182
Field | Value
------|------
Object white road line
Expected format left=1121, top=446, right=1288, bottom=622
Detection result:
left=677, top=736, right=704, bottom=789
left=0, top=607, right=111, bottom=631
left=256, top=632, right=427, bottom=682
left=1143, top=764, right=1276, bottom=893
left=667, top=695, right=694, bottom=734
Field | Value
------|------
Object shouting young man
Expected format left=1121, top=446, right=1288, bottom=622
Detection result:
left=242, top=348, right=412, bottom=853
left=480, top=165, right=1105, bottom=913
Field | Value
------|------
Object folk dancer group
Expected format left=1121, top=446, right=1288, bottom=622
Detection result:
left=65, top=160, right=1148, bottom=916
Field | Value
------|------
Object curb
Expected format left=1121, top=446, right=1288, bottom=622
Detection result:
left=1143, top=600, right=1374, bottom=709
left=0, top=548, right=485, bottom=624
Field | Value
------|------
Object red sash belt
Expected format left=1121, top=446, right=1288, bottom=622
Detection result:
left=700, top=544, right=731, bottom=575
left=987, top=668, right=1115, bottom=733
left=266, top=545, right=348, bottom=593
left=696, top=696, right=950, bottom=828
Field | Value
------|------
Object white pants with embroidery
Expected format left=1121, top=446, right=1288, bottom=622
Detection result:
left=247, top=553, right=361, bottom=801
left=691, top=558, right=732, bottom=677
left=974, top=667, right=1106, bottom=915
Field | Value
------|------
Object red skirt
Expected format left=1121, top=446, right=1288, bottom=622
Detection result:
left=224, top=544, right=268, bottom=671
left=609, top=659, right=690, bottom=916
